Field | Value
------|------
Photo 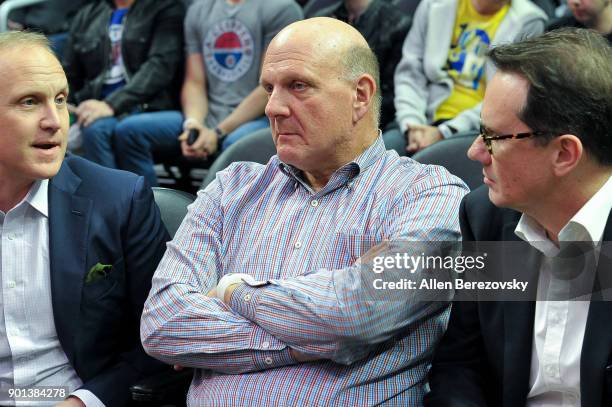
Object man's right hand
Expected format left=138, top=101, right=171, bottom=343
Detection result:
left=178, top=122, right=218, bottom=159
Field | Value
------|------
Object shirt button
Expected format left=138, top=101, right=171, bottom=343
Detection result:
left=244, top=294, right=252, bottom=302
left=262, top=341, right=270, bottom=349
left=7, top=281, right=16, bottom=288
left=545, top=365, right=555, bottom=376
left=7, top=233, right=16, bottom=240
left=310, top=199, right=319, bottom=207
left=294, top=241, right=302, bottom=249
left=264, top=357, right=273, bottom=365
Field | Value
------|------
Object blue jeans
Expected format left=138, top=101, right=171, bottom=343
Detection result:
left=82, top=116, right=122, bottom=169
left=113, top=111, right=269, bottom=186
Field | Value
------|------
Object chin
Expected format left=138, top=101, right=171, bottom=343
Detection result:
left=487, top=188, right=507, bottom=208
left=30, top=160, right=63, bottom=180
left=276, top=146, right=298, bottom=164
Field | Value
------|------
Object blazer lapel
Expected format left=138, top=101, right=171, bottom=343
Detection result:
left=581, top=211, right=612, bottom=407
left=48, top=161, right=92, bottom=365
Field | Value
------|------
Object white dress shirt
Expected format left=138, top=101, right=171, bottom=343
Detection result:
left=515, top=176, right=612, bottom=407
left=0, top=180, right=104, bottom=406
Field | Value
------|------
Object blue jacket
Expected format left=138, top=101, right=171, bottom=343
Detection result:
left=48, top=155, right=170, bottom=406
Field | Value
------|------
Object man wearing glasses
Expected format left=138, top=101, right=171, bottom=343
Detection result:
left=425, top=28, right=612, bottom=406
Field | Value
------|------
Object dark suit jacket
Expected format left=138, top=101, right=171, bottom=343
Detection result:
left=48, top=155, right=170, bottom=406
left=425, top=185, right=612, bottom=407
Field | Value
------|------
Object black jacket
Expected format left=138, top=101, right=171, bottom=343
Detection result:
left=63, top=0, right=184, bottom=115
left=425, top=186, right=612, bottom=407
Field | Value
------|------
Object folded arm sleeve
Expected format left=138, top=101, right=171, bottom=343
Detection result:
left=140, top=182, right=297, bottom=374
left=230, top=175, right=468, bottom=364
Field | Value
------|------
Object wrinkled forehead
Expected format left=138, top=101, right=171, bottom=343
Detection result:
left=263, top=37, right=341, bottom=77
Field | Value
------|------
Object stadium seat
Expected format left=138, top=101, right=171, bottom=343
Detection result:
left=200, top=127, right=276, bottom=189
left=411, top=131, right=483, bottom=190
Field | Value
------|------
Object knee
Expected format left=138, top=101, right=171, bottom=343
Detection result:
left=81, top=120, right=114, bottom=149
left=114, top=119, right=145, bottom=151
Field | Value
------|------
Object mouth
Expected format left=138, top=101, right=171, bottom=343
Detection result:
left=32, top=141, right=62, bottom=155
left=33, top=142, right=59, bottom=149
left=482, top=171, right=494, bottom=185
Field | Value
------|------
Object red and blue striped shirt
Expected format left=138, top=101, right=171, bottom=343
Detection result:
left=141, top=137, right=468, bottom=406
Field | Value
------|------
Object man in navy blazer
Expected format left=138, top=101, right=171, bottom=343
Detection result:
left=425, top=28, right=612, bottom=406
left=0, top=32, right=169, bottom=406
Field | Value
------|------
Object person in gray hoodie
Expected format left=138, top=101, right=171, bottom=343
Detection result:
left=385, top=0, right=547, bottom=154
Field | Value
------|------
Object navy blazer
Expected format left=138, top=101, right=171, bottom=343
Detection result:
left=48, top=155, right=170, bottom=406
left=425, top=185, right=612, bottom=407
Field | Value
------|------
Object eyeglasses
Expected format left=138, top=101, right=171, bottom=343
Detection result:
left=479, top=124, right=548, bottom=155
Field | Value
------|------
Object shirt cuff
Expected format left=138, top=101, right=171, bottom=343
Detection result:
left=229, top=283, right=261, bottom=321
left=70, top=389, right=105, bottom=407
left=251, top=347, right=296, bottom=370
left=438, top=123, right=457, bottom=139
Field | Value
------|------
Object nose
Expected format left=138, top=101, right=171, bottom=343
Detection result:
left=264, top=88, right=290, bottom=120
left=467, top=135, right=492, bottom=165
left=40, top=101, right=63, bottom=133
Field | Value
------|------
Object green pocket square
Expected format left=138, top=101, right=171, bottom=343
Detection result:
left=85, top=263, right=113, bottom=284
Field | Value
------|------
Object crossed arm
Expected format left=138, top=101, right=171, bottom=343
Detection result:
left=141, top=174, right=466, bottom=373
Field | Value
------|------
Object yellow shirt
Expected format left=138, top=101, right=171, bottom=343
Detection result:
left=434, top=0, right=509, bottom=122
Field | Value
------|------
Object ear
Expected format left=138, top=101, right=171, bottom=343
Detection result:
left=352, top=74, right=376, bottom=124
left=551, top=134, right=583, bottom=177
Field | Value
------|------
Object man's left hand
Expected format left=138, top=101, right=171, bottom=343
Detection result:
left=206, top=283, right=240, bottom=303
left=406, top=124, right=443, bottom=154
left=76, top=99, right=115, bottom=127
left=55, top=396, right=85, bottom=407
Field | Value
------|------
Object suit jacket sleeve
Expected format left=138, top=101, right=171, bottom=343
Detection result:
left=79, top=176, right=170, bottom=406
left=424, top=195, right=489, bottom=407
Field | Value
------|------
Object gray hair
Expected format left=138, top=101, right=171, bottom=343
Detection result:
left=342, top=45, right=382, bottom=128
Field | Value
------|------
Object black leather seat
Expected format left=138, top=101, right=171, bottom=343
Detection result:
left=411, top=132, right=483, bottom=190
left=130, top=187, right=196, bottom=407
left=200, top=127, right=276, bottom=189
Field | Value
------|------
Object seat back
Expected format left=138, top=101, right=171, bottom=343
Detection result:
left=411, top=132, right=483, bottom=190
left=200, top=127, right=276, bottom=189
left=152, top=187, right=196, bottom=238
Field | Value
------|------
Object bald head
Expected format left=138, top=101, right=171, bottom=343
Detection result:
left=272, top=17, right=369, bottom=55
left=267, top=17, right=381, bottom=124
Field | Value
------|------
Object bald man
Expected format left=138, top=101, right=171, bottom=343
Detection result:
left=141, top=18, right=468, bottom=406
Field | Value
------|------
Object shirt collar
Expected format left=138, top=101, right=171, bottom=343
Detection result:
left=278, top=132, right=385, bottom=191
left=515, top=175, right=612, bottom=252
left=26, top=179, right=49, bottom=218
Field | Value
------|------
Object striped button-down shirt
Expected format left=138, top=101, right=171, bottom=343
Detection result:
left=141, top=137, right=468, bottom=406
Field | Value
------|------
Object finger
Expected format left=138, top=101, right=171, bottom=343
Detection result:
left=408, top=123, right=426, bottom=130
left=406, top=140, right=419, bottom=153
left=177, top=130, right=189, bottom=141
left=83, top=114, right=96, bottom=128
left=191, top=134, right=208, bottom=151
left=173, top=365, right=184, bottom=371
